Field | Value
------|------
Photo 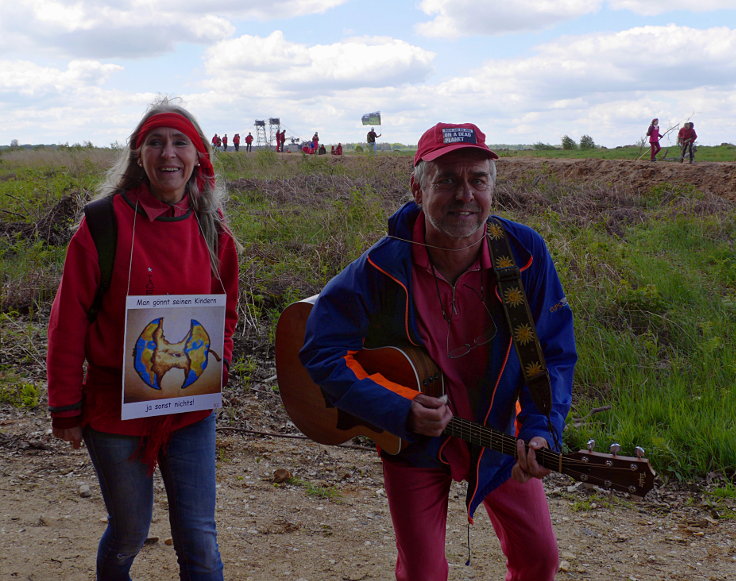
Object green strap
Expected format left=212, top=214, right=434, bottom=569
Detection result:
left=486, top=218, right=552, bottom=416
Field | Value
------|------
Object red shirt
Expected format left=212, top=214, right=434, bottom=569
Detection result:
left=411, top=215, right=496, bottom=479
left=47, top=186, right=239, bottom=436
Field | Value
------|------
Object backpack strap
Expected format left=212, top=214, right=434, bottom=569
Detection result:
left=486, top=218, right=552, bottom=417
left=83, top=197, right=117, bottom=322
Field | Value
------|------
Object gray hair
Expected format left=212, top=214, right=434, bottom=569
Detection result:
left=95, top=97, right=231, bottom=270
left=412, top=156, right=497, bottom=191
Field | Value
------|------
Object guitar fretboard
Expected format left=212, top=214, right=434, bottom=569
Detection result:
left=445, top=417, right=564, bottom=473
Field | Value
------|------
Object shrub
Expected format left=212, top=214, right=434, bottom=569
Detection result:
left=580, top=135, right=596, bottom=150
left=561, top=135, right=577, bottom=150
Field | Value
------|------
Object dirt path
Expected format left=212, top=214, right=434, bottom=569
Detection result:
left=2, top=403, right=734, bottom=581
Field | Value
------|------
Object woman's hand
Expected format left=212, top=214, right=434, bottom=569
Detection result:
left=512, top=437, right=551, bottom=482
left=52, top=426, right=83, bottom=449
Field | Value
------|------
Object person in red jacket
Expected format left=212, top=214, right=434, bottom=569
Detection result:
left=222, top=133, right=228, bottom=151
left=47, top=98, right=239, bottom=580
left=233, top=132, right=240, bottom=152
left=647, top=118, right=662, bottom=162
left=245, top=132, right=253, bottom=152
left=678, top=122, right=698, bottom=163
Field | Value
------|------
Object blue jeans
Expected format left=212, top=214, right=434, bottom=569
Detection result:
left=84, top=414, right=223, bottom=581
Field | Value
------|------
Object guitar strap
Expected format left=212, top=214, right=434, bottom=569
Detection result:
left=486, top=218, right=552, bottom=417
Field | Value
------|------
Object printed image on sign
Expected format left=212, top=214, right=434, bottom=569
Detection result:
left=121, top=294, right=226, bottom=420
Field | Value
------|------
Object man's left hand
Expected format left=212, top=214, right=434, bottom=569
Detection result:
left=512, top=437, right=551, bottom=482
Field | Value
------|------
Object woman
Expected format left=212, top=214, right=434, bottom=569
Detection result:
left=647, top=118, right=662, bottom=161
left=47, top=98, right=239, bottom=580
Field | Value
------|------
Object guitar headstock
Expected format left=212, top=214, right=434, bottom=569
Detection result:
left=562, top=449, right=656, bottom=496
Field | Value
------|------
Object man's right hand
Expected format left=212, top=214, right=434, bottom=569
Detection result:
left=408, top=394, right=452, bottom=437
left=52, top=426, right=83, bottom=449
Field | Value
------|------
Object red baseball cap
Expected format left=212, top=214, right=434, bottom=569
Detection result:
left=414, top=122, right=498, bottom=166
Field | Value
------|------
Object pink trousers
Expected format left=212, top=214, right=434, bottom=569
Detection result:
left=382, top=461, right=558, bottom=581
left=650, top=141, right=661, bottom=160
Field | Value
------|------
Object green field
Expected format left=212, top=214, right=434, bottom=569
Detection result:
left=1, top=146, right=734, bottom=484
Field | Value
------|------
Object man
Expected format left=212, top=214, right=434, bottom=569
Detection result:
left=367, top=127, right=381, bottom=152
left=245, top=132, right=253, bottom=152
left=300, top=122, right=576, bottom=580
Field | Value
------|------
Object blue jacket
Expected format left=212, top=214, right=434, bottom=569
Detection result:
left=300, top=201, right=576, bottom=517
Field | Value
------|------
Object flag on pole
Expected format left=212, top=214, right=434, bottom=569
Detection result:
left=361, top=111, right=381, bottom=126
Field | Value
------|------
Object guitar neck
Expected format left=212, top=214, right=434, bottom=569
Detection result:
left=444, top=417, right=656, bottom=496
left=445, top=417, right=563, bottom=472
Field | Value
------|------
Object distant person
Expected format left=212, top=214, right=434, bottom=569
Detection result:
left=245, top=132, right=253, bottom=152
left=312, top=132, right=319, bottom=149
left=367, top=127, right=381, bottom=153
left=647, top=118, right=662, bottom=162
left=332, top=143, right=343, bottom=156
left=222, top=134, right=228, bottom=152
left=47, top=97, right=239, bottom=580
left=233, top=133, right=240, bottom=152
left=678, top=122, right=697, bottom=164
left=318, top=144, right=326, bottom=155
left=211, top=133, right=219, bottom=150
left=279, top=130, right=287, bottom=152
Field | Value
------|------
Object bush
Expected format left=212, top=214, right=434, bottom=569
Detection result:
left=580, top=135, right=596, bottom=150
left=533, top=142, right=557, bottom=151
left=561, top=135, right=577, bottom=150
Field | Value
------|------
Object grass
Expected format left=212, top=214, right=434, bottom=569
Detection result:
left=1, top=146, right=734, bottom=483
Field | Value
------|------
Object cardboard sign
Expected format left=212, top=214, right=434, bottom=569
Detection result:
left=121, top=294, right=226, bottom=420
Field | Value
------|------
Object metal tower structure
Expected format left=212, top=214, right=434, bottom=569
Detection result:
left=268, top=118, right=281, bottom=148
left=254, top=120, right=267, bottom=147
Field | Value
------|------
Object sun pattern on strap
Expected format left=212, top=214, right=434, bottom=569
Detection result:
left=513, top=323, right=535, bottom=345
left=503, top=287, right=525, bottom=307
left=496, top=255, right=515, bottom=268
left=525, top=361, right=545, bottom=377
left=488, top=222, right=505, bottom=240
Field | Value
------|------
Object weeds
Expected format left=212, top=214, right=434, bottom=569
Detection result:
left=284, top=476, right=342, bottom=501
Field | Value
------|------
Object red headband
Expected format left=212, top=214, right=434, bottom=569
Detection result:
left=135, top=112, right=215, bottom=191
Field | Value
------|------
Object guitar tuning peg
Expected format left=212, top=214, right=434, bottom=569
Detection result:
left=609, top=443, right=621, bottom=456
left=587, top=439, right=595, bottom=452
left=635, top=446, right=645, bottom=458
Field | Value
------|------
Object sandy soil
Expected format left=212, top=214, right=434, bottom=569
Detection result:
left=1, top=399, right=735, bottom=581
left=2, top=156, right=735, bottom=580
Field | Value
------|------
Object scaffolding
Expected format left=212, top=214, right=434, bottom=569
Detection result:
left=254, top=120, right=267, bottom=147
left=269, top=118, right=280, bottom=148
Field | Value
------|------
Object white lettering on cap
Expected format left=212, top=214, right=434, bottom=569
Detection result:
left=441, top=128, right=476, bottom=144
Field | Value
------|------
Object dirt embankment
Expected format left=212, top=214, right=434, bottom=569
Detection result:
left=496, top=157, right=736, bottom=202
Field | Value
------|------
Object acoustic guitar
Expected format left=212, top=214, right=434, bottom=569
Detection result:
left=275, top=298, right=656, bottom=496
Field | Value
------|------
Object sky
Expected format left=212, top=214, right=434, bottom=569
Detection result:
left=1, top=0, right=735, bottom=149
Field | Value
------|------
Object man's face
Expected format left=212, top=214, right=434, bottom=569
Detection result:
left=412, top=149, right=494, bottom=246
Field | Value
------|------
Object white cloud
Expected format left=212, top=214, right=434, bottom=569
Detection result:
left=417, top=0, right=604, bottom=38
left=0, top=0, right=348, bottom=58
left=387, top=24, right=736, bottom=146
left=203, top=32, right=435, bottom=95
left=0, top=59, right=122, bottom=96
left=607, top=0, right=735, bottom=16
